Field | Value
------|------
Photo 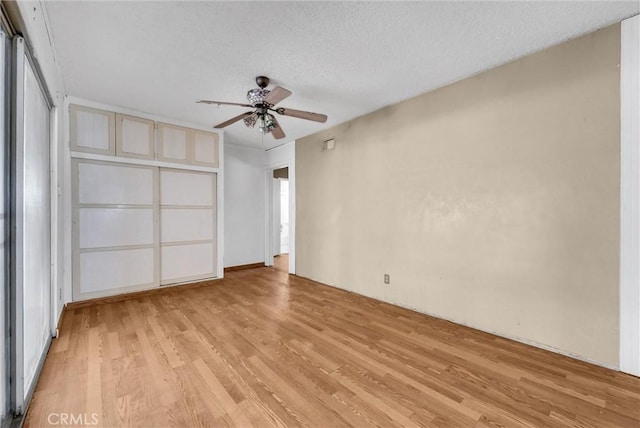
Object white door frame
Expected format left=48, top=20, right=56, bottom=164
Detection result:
left=264, top=162, right=295, bottom=274
left=620, top=14, right=640, bottom=377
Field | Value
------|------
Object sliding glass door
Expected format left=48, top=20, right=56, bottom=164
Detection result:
left=10, top=35, right=52, bottom=414
left=0, top=26, right=8, bottom=424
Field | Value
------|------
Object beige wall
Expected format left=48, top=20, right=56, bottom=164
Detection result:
left=296, top=24, right=620, bottom=367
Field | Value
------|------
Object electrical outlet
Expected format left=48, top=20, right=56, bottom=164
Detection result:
left=384, top=274, right=390, bottom=284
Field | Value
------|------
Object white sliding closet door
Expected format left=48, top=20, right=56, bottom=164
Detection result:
left=160, top=169, right=216, bottom=284
left=72, top=161, right=218, bottom=299
left=73, top=160, right=159, bottom=300
left=12, top=37, right=52, bottom=410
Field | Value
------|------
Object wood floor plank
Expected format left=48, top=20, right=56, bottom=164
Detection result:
left=25, top=266, right=640, bottom=427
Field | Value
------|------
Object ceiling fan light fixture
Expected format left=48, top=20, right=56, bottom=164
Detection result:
left=258, top=113, right=276, bottom=134
left=247, top=88, right=270, bottom=106
left=243, top=114, right=257, bottom=128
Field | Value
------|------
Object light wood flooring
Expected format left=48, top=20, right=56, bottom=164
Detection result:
left=274, top=254, right=289, bottom=273
left=26, top=267, right=640, bottom=427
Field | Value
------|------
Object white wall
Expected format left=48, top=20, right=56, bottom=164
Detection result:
left=266, top=141, right=295, bottom=167
left=224, top=143, right=266, bottom=267
left=266, top=142, right=296, bottom=273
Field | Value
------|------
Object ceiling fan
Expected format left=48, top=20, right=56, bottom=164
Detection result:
left=197, top=76, right=328, bottom=140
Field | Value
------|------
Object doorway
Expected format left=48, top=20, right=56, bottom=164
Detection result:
left=273, top=166, right=289, bottom=254
left=265, top=163, right=295, bottom=274
left=272, top=167, right=289, bottom=272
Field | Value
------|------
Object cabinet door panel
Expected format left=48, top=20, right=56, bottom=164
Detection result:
left=116, top=113, right=155, bottom=159
left=157, top=123, right=189, bottom=163
left=192, top=130, right=219, bottom=167
left=70, top=104, right=115, bottom=154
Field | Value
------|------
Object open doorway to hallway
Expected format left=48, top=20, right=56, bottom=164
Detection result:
left=274, top=173, right=289, bottom=273
left=268, top=165, right=294, bottom=273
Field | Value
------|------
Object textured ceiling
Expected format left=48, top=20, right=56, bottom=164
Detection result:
left=44, top=1, right=638, bottom=150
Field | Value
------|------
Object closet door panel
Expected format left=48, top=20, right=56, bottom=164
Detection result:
left=78, top=162, right=154, bottom=205
left=161, top=243, right=215, bottom=282
left=80, top=248, right=155, bottom=293
left=160, top=170, right=214, bottom=206
left=159, top=168, right=216, bottom=284
left=73, top=160, right=159, bottom=301
left=161, top=208, right=214, bottom=243
left=79, top=208, right=154, bottom=248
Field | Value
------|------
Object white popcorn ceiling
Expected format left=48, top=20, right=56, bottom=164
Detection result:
left=44, top=1, right=638, bottom=150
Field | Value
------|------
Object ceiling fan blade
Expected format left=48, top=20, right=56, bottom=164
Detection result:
left=276, top=107, right=327, bottom=123
left=271, top=116, right=286, bottom=140
left=214, top=111, right=253, bottom=129
left=263, top=86, right=292, bottom=106
left=197, top=100, right=253, bottom=108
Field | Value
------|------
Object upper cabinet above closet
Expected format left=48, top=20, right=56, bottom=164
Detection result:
left=116, top=114, right=155, bottom=160
left=157, top=122, right=189, bottom=164
left=69, top=104, right=220, bottom=168
left=192, top=129, right=219, bottom=168
left=69, top=104, right=115, bottom=155
left=157, top=123, right=219, bottom=168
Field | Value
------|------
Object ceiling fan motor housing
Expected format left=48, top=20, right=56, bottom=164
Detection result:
left=255, top=75, right=270, bottom=88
